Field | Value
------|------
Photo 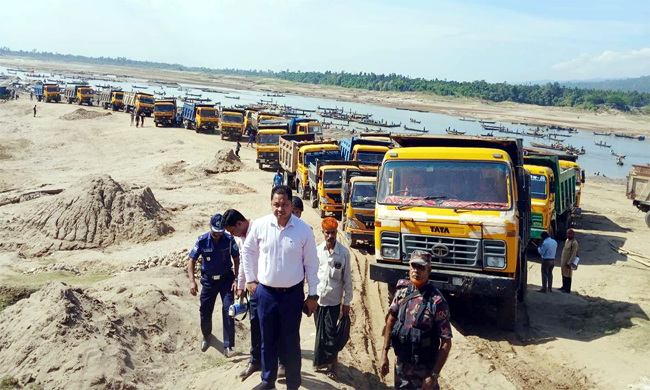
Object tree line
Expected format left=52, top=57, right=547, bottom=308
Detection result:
left=2, top=47, right=648, bottom=111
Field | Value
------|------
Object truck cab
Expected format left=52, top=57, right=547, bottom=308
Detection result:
left=370, top=135, right=531, bottom=329
left=341, top=174, right=377, bottom=246
left=135, top=93, right=155, bottom=116
left=296, top=143, right=341, bottom=198
left=220, top=108, right=245, bottom=141
left=526, top=165, right=556, bottom=239
left=308, top=161, right=360, bottom=218
left=65, top=85, right=94, bottom=105
left=182, top=103, right=219, bottom=133
left=244, top=108, right=258, bottom=133
left=290, top=118, right=322, bottom=136
left=256, top=128, right=288, bottom=169
left=154, top=99, right=177, bottom=127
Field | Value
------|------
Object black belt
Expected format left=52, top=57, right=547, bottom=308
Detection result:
left=202, top=271, right=234, bottom=281
left=261, top=281, right=303, bottom=293
left=542, top=258, right=555, bottom=261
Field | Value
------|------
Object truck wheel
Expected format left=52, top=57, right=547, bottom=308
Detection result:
left=346, top=231, right=356, bottom=247
left=283, top=171, right=289, bottom=186
left=310, top=192, right=318, bottom=208
left=221, top=133, right=225, bottom=140
left=499, top=296, right=517, bottom=331
left=646, top=210, right=650, bottom=229
left=319, top=200, right=326, bottom=218
left=258, top=163, right=263, bottom=170
left=517, top=252, right=528, bottom=302
left=301, top=185, right=309, bottom=200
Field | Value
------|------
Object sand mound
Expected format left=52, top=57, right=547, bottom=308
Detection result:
left=197, top=148, right=243, bottom=174
left=6, top=175, right=173, bottom=256
left=60, top=108, right=112, bottom=121
left=0, top=270, right=199, bottom=389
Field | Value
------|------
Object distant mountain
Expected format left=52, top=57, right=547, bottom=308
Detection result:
left=524, top=76, right=650, bottom=93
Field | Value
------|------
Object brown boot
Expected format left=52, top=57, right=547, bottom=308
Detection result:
left=238, top=363, right=260, bottom=381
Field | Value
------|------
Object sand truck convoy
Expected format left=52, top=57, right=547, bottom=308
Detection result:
left=123, top=92, right=155, bottom=116
left=33, top=83, right=61, bottom=103
left=64, top=85, right=94, bottom=105
left=626, top=164, right=650, bottom=228
left=370, top=135, right=531, bottom=329
left=98, top=89, right=124, bottom=111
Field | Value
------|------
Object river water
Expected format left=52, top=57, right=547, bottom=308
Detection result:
left=3, top=65, right=648, bottom=179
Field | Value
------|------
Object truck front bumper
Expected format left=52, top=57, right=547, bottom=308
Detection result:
left=346, top=229, right=374, bottom=244
left=256, top=158, right=279, bottom=165
left=321, top=204, right=343, bottom=212
left=370, top=262, right=517, bottom=297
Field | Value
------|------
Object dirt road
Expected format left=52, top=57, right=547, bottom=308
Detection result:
left=0, top=96, right=649, bottom=390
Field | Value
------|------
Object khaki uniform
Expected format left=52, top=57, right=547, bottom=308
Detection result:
left=561, top=238, right=579, bottom=278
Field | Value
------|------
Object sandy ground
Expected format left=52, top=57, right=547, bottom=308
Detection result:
left=0, top=96, right=649, bottom=390
left=2, top=56, right=649, bottom=137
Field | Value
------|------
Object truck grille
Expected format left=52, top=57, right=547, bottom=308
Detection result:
left=402, top=234, right=480, bottom=268
left=355, top=213, right=375, bottom=229
left=532, top=213, right=543, bottom=228
left=329, top=194, right=342, bottom=204
left=260, top=152, right=278, bottom=160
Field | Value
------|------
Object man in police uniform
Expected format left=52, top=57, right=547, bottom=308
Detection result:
left=188, top=213, right=240, bottom=357
left=380, top=250, right=453, bottom=390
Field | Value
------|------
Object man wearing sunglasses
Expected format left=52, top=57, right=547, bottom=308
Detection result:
left=380, top=250, right=453, bottom=390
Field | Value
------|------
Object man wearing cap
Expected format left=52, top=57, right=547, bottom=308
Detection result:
left=291, top=196, right=304, bottom=218
left=380, top=250, right=453, bottom=390
left=314, top=217, right=353, bottom=381
left=187, top=213, right=240, bottom=357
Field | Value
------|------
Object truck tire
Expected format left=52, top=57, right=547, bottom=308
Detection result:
left=301, top=185, right=309, bottom=200
left=646, top=210, right=650, bottom=228
left=221, top=132, right=225, bottom=140
left=517, top=251, right=528, bottom=302
left=283, top=171, right=289, bottom=187
left=258, top=163, right=263, bottom=170
left=318, top=200, right=326, bottom=218
left=346, top=230, right=356, bottom=247
left=499, top=295, right=517, bottom=331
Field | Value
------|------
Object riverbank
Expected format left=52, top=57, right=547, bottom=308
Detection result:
left=2, top=56, right=649, bottom=136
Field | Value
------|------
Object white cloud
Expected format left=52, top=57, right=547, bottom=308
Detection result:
left=551, top=47, right=650, bottom=78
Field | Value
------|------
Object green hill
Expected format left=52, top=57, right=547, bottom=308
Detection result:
left=562, top=76, right=650, bottom=93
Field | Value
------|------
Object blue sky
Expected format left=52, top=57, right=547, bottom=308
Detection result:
left=1, top=0, right=648, bottom=83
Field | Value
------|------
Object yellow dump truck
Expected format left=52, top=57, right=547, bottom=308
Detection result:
left=559, top=159, right=585, bottom=208
left=341, top=172, right=377, bottom=246
left=340, top=133, right=392, bottom=172
left=626, top=164, right=650, bottom=228
left=153, top=99, right=178, bottom=127
left=99, top=89, right=124, bottom=111
left=220, top=108, right=245, bottom=141
left=244, top=108, right=258, bottom=134
left=307, top=160, right=360, bottom=218
left=34, top=83, right=61, bottom=103
left=278, top=134, right=341, bottom=198
left=256, top=121, right=289, bottom=169
left=64, top=85, right=94, bottom=105
left=370, top=135, right=531, bottom=329
left=123, top=92, right=155, bottom=116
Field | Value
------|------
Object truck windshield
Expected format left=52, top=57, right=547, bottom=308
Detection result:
left=531, top=175, right=547, bottom=199
left=378, top=160, right=512, bottom=210
left=351, top=182, right=377, bottom=208
left=323, top=170, right=344, bottom=189
left=114, top=93, right=123, bottom=100
left=80, top=89, right=93, bottom=94
left=357, top=151, right=385, bottom=165
left=258, top=133, right=281, bottom=144
left=304, top=150, right=341, bottom=166
left=155, top=105, right=174, bottom=112
left=309, top=125, right=322, bottom=134
left=223, top=114, right=243, bottom=123
left=46, top=87, right=59, bottom=92
left=139, top=97, right=154, bottom=105
left=199, top=109, right=217, bottom=117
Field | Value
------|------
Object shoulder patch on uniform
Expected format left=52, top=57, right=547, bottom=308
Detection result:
left=396, top=279, right=411, bottom=289
left=233, top=243, right=239, bottom=251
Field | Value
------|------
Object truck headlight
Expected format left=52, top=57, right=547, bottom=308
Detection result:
left=382, top=247, right=398, bottom=259
left=320, top=197, right=331, bottom=204
left=486, top=256, right=505, bottom=269
left=347, top=219, right=361, bottom=229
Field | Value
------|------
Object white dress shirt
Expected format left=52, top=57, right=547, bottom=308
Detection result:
left=242, top=214, right=320, bottom=295
left=233, top=219, right=255, bottom=290
left=316, top=241, right=353, bottom=307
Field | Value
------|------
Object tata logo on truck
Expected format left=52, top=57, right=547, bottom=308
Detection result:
left=429, top=226, right=450, bottom=234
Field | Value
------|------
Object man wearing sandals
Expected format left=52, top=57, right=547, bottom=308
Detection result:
left=314, top=217, right=353, bottom=381
left=380, top=250, right=453, bottom=390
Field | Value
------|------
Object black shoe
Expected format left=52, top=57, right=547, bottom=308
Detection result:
left=549, top=288, right=553, bottom=293
left=252, top=383, right=276, bottom=390
left=278, top=364, right=286, bottom=378
left=537, top=289, right=547, bottom=293
left=237, top=363, right=261, bottom=381
left=224, top=347, right=238, bottom=358
left=561, top=289, right=570, bottom=294
left=200, top=337, right=210, bottom=352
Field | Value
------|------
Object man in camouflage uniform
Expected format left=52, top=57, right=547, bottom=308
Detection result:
left=380, top=250, right=453, bottom=390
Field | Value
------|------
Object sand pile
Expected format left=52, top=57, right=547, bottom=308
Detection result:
left=196, top=148, right=243, bottom=175
left=3, top=175, right=173, bottom=256
left=60, top=108, right=112, bottom=120
left=0, top=269, right=199, bottom=389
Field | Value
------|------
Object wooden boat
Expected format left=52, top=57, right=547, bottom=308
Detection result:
left=479, top=120, right=496, bottom=124
left=615, top=133, right=645, bottom=141
left=525, top=131, right=545, bottom=138
left=403, top=125, right=427, bottom=133
left=445, top=129, right=466, bottom=135
left=547, top=136, right=565, bottom=142
left=594, top=141, right=611, bottom=148
left=459, top=117, right=476, bottom=122
left=481, top=132, right=494, bottom=137
left=132, top=85, right=148, bottom=89
left=610, top=150, right=626, bottom=159
left=593, top=131, right=611, bottom=136
left=409, top=118, right=421, bottom=124
left=225, top=96, right=240, bottom=99
left=530, top=142, right=564, bottom=150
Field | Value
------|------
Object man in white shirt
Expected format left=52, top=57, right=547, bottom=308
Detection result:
left=223, top=209, right=261, bottom=381
left=314, top=217, right=353, bottom=381
left=536, top=231, right=558, bottom=293
left=242, top=185, right=320, bottom=390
